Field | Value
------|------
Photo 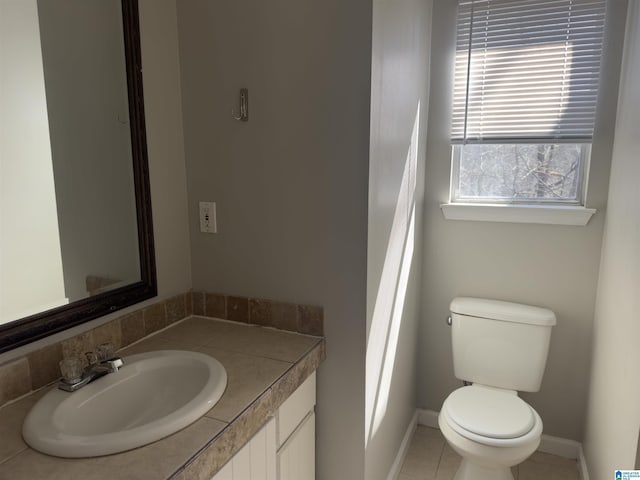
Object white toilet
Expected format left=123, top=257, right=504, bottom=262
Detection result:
left=438, top=297, right=556, bottom=480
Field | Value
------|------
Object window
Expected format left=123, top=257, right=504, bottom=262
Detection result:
left=449, top=0, right=606, bottom=208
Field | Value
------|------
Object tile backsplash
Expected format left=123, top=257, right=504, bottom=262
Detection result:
left=0, top=291, right=323, bottom=409
left=191, top=292, right=324, bottom=337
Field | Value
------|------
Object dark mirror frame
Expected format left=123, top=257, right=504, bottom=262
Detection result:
left=0, top=0, right=156, bottom=354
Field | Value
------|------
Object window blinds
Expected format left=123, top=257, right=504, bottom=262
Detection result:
left=451, top=0, right=606, bottom=144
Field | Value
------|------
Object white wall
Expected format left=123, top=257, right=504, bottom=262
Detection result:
left=419, top=0, right=628, bottom=441
left=583, top=1, right=640, bottom=476
left=176, top=1, right=371, bottom=479
left=0, top=0, right=67, bottom=322
left=0, top=0, right=191, bottom=364
left=365, top=0, right=431, bottom=478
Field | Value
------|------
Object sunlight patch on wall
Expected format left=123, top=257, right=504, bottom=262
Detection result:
left=366, top=103, right=420, bottom=445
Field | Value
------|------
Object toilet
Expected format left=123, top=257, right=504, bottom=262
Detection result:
left=438, top=297, right=556, bottom=480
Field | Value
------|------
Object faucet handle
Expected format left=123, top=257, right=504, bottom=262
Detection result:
left=60, top=357, right=83, bottom=384
left=85, top=351, right=98, bottom=367
left=96, top=342, right=115, bottom=362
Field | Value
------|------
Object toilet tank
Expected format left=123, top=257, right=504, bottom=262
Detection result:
left=450, top=297, right=556, bottom=392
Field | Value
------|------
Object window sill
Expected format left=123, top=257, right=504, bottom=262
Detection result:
left=440, top=203, right=596, bottom=226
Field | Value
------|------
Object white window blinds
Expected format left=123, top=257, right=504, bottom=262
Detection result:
left=451, top=0, right=606, bottom=144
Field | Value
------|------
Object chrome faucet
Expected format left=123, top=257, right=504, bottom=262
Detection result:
left=58, top=344, right=123, bottom=392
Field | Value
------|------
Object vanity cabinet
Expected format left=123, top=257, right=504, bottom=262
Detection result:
left=211, top=373, right=316, bottom=480
left=212, top=419, right=277, bottom=480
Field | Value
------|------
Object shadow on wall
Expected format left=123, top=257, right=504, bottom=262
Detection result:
left=366, top=103, right=421, bottom=446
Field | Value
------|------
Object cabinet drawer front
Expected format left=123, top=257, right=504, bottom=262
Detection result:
left=277, top=372, right=316, bottom=447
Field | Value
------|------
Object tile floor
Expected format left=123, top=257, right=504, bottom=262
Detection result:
left=399, top=426, right=580, bottom=480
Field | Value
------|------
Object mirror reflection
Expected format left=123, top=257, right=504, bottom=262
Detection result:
left=0, top=0, right=143, bottom=326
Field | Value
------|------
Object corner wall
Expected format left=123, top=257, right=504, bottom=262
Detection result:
left=365, top=0, right=432, bottom=478
left=583, top=2, right=640, bottom=475
left=176, top=1, right=372, bottom=478
left=418, top=0, right=627, bottom=441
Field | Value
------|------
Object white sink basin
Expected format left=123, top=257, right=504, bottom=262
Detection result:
left=22, top=350, right=227, bottom=458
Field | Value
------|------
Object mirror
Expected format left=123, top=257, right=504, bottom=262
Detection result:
left=0, top=0, right=156, bottom=353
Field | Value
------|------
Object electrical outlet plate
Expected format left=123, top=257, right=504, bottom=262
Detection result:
left=199, top=202, right=217, bottom=233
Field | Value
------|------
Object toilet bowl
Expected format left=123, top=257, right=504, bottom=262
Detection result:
left=438, top=384, right=543, bottom=480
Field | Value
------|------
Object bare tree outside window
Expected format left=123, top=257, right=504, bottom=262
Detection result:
left=455, top=144, right=586, bottom=203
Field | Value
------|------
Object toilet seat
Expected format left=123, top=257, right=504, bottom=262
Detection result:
left=441, top=385, right=542, bottom=448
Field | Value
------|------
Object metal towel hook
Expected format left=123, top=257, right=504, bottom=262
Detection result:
left=232, top=88, right=249, bottom=121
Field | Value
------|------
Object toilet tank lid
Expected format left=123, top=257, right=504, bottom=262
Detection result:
left=450, top=297, right=556, bottom=326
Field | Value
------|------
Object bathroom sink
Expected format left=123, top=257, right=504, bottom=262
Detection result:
left=22, top=350, right=227, bottom=458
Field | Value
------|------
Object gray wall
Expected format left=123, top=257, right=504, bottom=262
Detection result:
left=176, top=1, right=372, bottom=478
left=365, top=0, right=431, bottom=478
left=583, top=1, right=640, bottom=476
left=419, top=0, right=627, bottom=441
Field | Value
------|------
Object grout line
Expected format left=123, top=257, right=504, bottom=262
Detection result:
left=0, top=445, right=29, bottom=468
left=433, top=439, right=446, bottom=479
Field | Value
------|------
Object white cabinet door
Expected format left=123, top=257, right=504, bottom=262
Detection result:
left=277, top=411, right=315, bottom=480
left=211, top=418, right=276, bottom=480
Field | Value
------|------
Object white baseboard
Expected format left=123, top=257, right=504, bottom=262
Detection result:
left=415, top=408, right=589, bottom=479
left=386, top=411, right=418, bottom=480
left=538, top=434, right=581, bottom=459
left=416, top=408, right=439, bottom=428
left=578, top=445, right=590, bottom=480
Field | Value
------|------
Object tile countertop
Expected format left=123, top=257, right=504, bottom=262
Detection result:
left=0, top=317, right=325, bottom=480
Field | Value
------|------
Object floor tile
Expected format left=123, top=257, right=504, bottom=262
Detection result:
left=400, top=426, right=580, bottom=480
left=434, top=444, right=461, bottom=479
left=518, top=457, right=580, bottom=480
left=399, top=426, right=445, bottom=479
left=527, top=451, right=579, bottom=470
